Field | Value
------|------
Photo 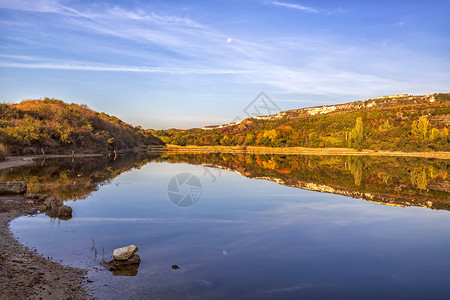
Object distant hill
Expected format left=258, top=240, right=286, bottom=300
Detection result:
left=153, top=93, right=450, bottom=152
left=0, top=98, right=164, bottom=155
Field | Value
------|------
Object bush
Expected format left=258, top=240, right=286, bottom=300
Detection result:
left=0, top=99, right=164, bottom=154
left=0, top=143, right=8, bottom=161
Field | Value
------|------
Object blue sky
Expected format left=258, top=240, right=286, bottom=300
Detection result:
left=0, top=0, right=449, bottom=129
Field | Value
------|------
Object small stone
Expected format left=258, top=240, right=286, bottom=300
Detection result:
left=113, top=245, right=139, bottom=261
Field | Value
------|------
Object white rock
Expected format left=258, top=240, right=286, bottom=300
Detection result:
left=113, top=245, right=139, bottom=261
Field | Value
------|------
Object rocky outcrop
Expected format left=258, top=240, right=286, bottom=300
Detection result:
left=0, top=181, right=27, bottom=195
left=43, top=197, right=64, bottom=210
left=113, top=245, right=139, bottom=261
left=39, top=196, right=72, bottom=220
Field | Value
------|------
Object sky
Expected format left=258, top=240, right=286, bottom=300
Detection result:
left=0, top=0, right=449, bottom=129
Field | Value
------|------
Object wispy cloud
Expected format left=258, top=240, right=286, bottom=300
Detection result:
left=27, top=217, right=250, bottom=224
left=0, top=0, right=448, bottom=104
left=0, top=61, right=245, bottom=74
left=264, top=1, right=319, bottom=13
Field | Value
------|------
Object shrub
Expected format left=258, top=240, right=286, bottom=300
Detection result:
left=0, top=143, right=8, bottom=161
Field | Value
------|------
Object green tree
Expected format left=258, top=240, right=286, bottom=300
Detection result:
left=349, top=117, right=364, bottom=148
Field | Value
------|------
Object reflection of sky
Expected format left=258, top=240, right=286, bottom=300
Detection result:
left=11, top=162, right=450, bottom=299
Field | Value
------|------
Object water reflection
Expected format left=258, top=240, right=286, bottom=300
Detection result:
left=7, top=153, right=450, bottom=299
left=0, top=152, right=161, bottom=200
left=1, top=152, right=448, bottom=210
left=156, top=153, right=449, bottom=210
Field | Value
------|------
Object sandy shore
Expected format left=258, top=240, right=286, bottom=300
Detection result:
left=0, top=195, right=90, bottom=299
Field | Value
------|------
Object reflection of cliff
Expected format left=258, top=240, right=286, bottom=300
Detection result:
left=1, top=152, right=448, bottom=210
left=156, top=153, right=450, bottom=211
left=0, top=152, right=161, bottom=200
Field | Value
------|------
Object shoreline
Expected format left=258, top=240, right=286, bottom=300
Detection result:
left=161, top=145, right=450, bottom=159
left=0, top=195, right=90, bottom=299
left=1, top=145, right=448, bottom=172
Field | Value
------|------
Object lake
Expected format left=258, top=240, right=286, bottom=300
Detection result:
left=3, top=153, right=450, bottom=299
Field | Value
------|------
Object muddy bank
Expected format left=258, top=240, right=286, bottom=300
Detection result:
left=0, top=195, right=90, bottom=299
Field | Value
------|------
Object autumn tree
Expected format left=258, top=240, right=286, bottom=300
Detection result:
left=411, top=116, right=429, bottom=139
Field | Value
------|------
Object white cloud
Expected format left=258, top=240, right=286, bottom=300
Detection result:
left=264, top=1, right=319, bottom=13
left=0, top=0, right=448, bottom=102
left=0, top=61, right=246, bottom=74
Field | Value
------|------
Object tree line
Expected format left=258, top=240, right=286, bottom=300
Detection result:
left=153, top=94, right=449, bottom=152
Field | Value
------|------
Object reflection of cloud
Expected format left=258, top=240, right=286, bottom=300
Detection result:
left=256, top=284, right=318, bottom=295
left=27, top=217, right=251, bottom=224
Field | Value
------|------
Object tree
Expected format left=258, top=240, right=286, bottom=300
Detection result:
left=263, top=129, right=278, bottom=146
left=411, top=116, right=429, bottom=139
left=244, top=134, right=254, bottom=145
left=348, top=117, right=364, bottom=148
left=429, top=128, right=440, bottom=141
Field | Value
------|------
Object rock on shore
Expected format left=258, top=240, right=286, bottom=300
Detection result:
left=100, top=245, right=141, bottom=276
left=39, top=195, right=73, bottom=219
left=0, top=181, right=27, bottom=195
left=113, top=245, right=139, bottom=261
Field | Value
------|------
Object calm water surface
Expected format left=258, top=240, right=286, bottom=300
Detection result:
left=8, top=155, right=450, bottom=299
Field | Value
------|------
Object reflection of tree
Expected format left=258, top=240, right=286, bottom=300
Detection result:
left=2, top=151, right=447, bottom=210
left=348, top=157, right=363, bottom=186
left=157, top=153, right=449, bottom=210
left=410, top=167, right=429, bottom=190
left=377, top=171, right=391, bottom=184
left=0, top=152, right=160, bottom=200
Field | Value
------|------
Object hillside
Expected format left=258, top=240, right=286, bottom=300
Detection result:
left=0, top=98, right=164, bottom=156
left=153, top=93, right=450, bottom=152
